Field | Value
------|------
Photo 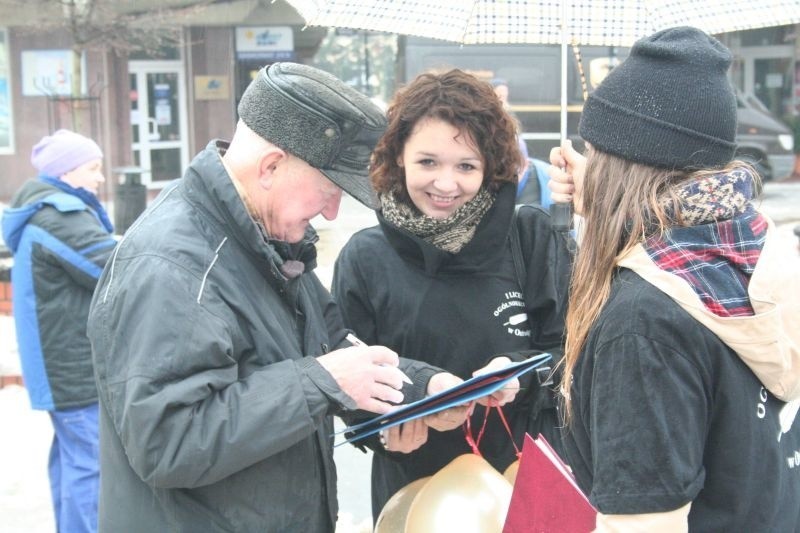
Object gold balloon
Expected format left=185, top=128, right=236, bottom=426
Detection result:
left=504, top=460, right=520, bottom=486
left=404, top=454, right=512, bottom=533
left=374, top=477, right=431, bottom=533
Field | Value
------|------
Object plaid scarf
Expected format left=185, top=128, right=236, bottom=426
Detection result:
left=643, top=167, right=765, bottom=317
left=380, top=188, right=494, bottom=253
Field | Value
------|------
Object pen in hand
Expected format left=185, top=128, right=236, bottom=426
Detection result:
left=346, top=333, right=413, bottom=385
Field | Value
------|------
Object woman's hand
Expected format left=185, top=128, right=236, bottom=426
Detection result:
left=548, top=140, right=587, bottom=215
left=423, top=372, right=472, bottom=432
left=424, top=405, right=473, bottom=432
left=473, top=356, right=520, bottom=407
left=379, top=418, right=428, bottom=453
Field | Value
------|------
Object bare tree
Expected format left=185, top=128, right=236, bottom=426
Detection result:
left=0, top=0, right=216, bottom=133
left=1, top=0, right=216, bottom=97
left=65, top=1, right=221, bottom=96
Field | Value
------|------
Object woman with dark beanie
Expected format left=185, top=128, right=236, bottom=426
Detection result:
left=549, top=26, right=800, bottom=531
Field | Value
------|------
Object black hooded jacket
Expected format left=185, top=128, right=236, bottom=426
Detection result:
left=332, top=182, right=572, bottom=516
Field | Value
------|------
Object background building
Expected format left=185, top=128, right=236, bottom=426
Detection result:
left=0, top=1, right=798, bottom=215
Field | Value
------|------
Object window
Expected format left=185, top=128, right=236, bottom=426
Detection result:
left=0, top=27, right=13, bottom=154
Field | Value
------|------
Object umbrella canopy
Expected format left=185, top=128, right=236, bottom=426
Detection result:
left=287, top=0, right=800, bottom=230
left=286, top=0, right=800, bottom=227
left=286, top=0, right=800, bottom=47
left=286, top=0, right=800, bottom=139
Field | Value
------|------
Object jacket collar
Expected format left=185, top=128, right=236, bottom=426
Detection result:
left=183, top=140, right=318, bottom=281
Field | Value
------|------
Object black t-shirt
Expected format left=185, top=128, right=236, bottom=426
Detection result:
left=562, top=269, right=800, bottom=532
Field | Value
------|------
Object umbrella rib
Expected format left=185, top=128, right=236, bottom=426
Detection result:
left=459, top=0, right=481, bottom=44
left=643, top=1, right=660, bottom=35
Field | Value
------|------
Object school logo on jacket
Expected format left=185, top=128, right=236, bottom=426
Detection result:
left=493, top=290, right=530, bottom=337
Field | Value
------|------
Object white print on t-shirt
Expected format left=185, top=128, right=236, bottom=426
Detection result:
left=757, top=386, right=769, bottom=418
left=756, top=386, right=798, bottom=444
left=788, top=451, right=800, bottom=469
left=778, top=399, right=799, bottom=443
left=494, top=291, right=530, bottom=337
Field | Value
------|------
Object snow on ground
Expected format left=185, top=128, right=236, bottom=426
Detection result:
left=0, top=385, right=55, bottom=532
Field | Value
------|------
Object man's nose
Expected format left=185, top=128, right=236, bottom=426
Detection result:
left=321, top=188, right=342, bottom=220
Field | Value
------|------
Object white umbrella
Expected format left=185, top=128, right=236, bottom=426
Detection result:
left=286, top=1, right=800, bottom=47
left=286, top=0, right=800, bottom=143
left=287, top=0, right=800, bottom=226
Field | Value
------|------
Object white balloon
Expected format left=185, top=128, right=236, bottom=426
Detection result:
left=374, top=477, right=431, bottom=533
left=405, top=454, right=512, bottom=533
left=504, top=459, right=520, bottom=486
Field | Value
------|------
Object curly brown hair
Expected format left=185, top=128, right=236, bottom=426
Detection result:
left=371, top=69, right=522, bottom=204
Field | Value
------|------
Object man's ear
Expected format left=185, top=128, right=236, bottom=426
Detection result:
left=257, top=148, right=286, bottom=190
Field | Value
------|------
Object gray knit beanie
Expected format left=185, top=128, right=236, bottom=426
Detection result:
left=579, top=26, right=737, bottom=170
left=237, top=62, right=387, bottom=208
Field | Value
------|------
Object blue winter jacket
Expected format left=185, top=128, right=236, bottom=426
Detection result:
left=1, top=179, right=116, bottom=410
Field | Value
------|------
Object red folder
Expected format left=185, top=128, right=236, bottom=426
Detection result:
left=503, top=433, right=597, bottom=533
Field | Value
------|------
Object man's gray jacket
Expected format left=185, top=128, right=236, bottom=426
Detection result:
left=88, top=141, right=359, bottom=532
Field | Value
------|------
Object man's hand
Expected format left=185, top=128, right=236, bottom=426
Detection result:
left=548, top=139, right=587, bottom=215
left=473, top=356, right=520, bottom=407
left=317, top=345, right=405, bottom=414
left=423, top=372, right=472, bottom=432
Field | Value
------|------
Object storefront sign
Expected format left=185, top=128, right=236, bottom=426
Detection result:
left=154, top=83, right=172, bottom=126
left=194, top=75, right=230, bottom=100
left=235, top=26, right=294, bottom=60
left=766, top=72, right=784, bottom=89
left=21, top=49, right=86, bottom=97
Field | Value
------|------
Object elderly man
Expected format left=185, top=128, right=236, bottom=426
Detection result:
left=87, top=63, right=429, bottom=532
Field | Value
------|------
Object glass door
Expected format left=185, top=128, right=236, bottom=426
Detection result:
left=129, top=60, right=189, bottom=188
left=753, top=57, right=793, bottom=118
left=736, top=45, right=795, bottom=122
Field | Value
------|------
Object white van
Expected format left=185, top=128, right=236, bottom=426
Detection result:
left=735, top=91, right=794, bottom=181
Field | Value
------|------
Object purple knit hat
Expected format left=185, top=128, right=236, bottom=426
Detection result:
left=31, top=129, right=103, bottom=177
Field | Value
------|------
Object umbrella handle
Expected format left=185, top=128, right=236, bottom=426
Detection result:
left=553, top=0, right=574, bottom=233
left=550, top=202, right=573, bottom=232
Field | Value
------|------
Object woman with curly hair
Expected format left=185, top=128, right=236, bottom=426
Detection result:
left=332, top=69, right=572, bottom=519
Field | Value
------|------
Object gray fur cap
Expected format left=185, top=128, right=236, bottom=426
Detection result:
left=237, top=62, right=387, bottom=208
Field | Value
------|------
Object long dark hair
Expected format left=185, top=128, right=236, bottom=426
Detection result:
left=561, top=149, right=758, bottom=420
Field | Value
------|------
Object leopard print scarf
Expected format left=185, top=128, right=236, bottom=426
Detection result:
left=380, top=188, right=495, bottom=253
